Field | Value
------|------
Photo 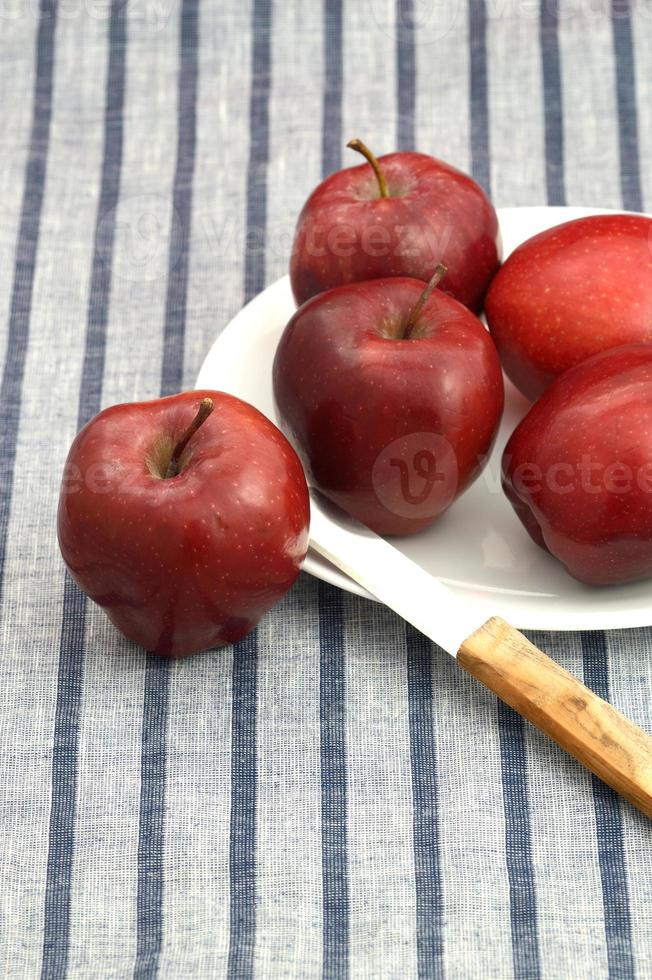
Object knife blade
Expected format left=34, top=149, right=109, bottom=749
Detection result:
left=307, top=487, right=652, bottom=819
left=308, top=488, right=487, bottom=655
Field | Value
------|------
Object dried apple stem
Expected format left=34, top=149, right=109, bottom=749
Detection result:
left=165, top=397, right=214, bottom=478
left=347, top=138, right=390, bottom=199
left=403, top=265, right=448, bottom=339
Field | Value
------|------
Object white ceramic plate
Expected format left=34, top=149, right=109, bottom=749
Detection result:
left=196, top=206, right=652, bottom=631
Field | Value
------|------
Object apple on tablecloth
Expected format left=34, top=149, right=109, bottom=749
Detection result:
left=57, top=390, right=310, bottom=657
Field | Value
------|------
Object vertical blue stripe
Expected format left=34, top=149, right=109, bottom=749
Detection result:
left=227, top=633, right=258, bottom=979
left=581, top=632, right=635, bottom=980
left=77, top=7, right=128, bottom=427
left=243, top=0, right=272, bottom=305
left=319, top=15, right=348, bottom=975
left=160, top=0, right=200, bottom=396
left=135, top=2, right=200, bottom=978
left=406, top=628, right=443, bottom=980
left=322, top=0, right=342, bottom=175
left=226, top=2, right=272, bottom=975
left=497, top=698, right=541, bottom=979
left=42, top=5, right=126, bottom=978
left=611, top=0, right=642, bottom=212
left=41, top=580, right=84, bottom=980
left=396, top=0, right=416, bottom=151
left=540, top=0, right=566, bottom=205
left=468, top=5, right=540, bottom=973
left=0, top=0, right=57, bottom=607
left=319, top=582, right=348, bottom=980
left=134, top=655, right=170, bottom=980
left=468, top=0, right=490, bottom=194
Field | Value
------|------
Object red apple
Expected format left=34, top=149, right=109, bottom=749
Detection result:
left=290, top=139, right=500, bottom=313
left=57, top=390, right=310, bottom=657
left=502, top=345, right=652, bottom=585
left=273, top=271, right=504, bottom=536
left=485, top=213, right=652, bottom=400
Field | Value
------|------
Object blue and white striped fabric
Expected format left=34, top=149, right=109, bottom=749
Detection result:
left=1, top=1, right=651, bottom=976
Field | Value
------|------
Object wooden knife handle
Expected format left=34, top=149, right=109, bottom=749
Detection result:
left=458, top=617, right=652, bottom=818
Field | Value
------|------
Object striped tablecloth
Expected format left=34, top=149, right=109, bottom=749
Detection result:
left=1, top=1, right=651, bottom=977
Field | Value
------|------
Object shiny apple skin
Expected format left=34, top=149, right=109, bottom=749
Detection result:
left=273, top=278, right=504, bottom=536
left=485, top=214, right=652, bottom=401
left=57, top=390, right=310, bottom=657
left=502, top=345, right=652, bottom=586
left=290, top=152, right=500, bottom=313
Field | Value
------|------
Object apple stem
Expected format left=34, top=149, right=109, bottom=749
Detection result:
left=403, top=265, right=448, bottom=339
left=347, top=138, right=390, bottom=199
left=165, top=396, right=214, bottom=478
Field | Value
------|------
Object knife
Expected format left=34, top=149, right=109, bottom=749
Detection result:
left=308, top=489, right=652, bottom=819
